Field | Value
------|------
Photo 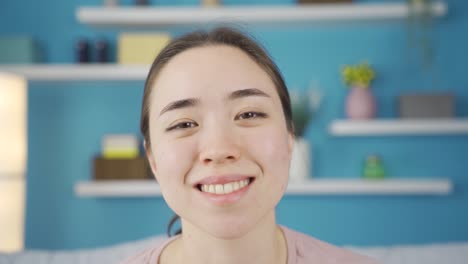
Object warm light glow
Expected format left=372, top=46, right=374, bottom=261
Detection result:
left=0, top=73, right=27, bottom=176
left=0, top=180, right=25, bottom=252
left=0, top=73, right=27, bottom=252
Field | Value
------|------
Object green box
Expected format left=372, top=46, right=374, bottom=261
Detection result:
left=0, top=37, right=42, bottom=64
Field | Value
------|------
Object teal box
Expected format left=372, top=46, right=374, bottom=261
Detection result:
left=0, top=37, right=41, bottom=64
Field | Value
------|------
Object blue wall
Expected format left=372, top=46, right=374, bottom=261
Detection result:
left=1, top=0, right=467, bottom=250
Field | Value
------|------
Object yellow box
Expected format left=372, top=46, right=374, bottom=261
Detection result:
left=118, top=33, right=171, bottom=64
left=103, top=149, right=139, bottom=159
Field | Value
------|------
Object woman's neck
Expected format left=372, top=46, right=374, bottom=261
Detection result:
left=160, top=212, right=287, bottom=264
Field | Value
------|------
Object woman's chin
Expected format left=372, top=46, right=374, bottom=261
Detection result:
left=199, top=211, right=277, bottom=240
left=205, top=225, right=252, bottom=240
left=195, top=217, right=256, bottom=240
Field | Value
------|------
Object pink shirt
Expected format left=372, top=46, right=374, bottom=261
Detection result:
left=122, top=226, right=380, bottom=264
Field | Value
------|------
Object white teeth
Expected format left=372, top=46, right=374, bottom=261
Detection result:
left=215, top=184, right=224, bottom=194
left=233, top=181, right=240, bottom=190
left=200, top=179, right=251, bottom=195
left=239, top=179, right=247, bottom=188
left=224, top=182, right=233, bottom=193
left=208, top=185, right=215, bottom=193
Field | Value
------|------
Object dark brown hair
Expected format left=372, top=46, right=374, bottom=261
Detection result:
left=140, top=26, right=294, bottom=236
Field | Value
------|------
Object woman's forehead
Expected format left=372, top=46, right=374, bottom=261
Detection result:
left=150, top=45, right=278, bottom=109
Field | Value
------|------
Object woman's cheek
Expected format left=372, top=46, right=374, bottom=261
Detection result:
left=155, top=139, right=195, bottom=185
left=247, top=127, right=291, bottom=178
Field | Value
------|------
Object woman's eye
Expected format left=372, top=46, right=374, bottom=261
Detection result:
left=166, top=121, right=198, bottom=132
left=237, top=111, right=267, bottom=120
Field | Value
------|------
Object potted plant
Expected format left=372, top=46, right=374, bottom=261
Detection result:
left=289, top=85, right=321, bottom=182
left=341, top=62, right=376, bottom=119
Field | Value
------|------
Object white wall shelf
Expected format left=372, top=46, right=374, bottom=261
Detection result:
left=329, top=119, right=468, bottom=136
left=0, top=64, right=150, bottom=81
left=75, top=178, right=452, bottom=198
left=76, top=2, right=447, bottom=27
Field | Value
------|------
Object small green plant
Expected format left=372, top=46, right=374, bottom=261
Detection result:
left=341, top=62, right=376, bottom=88
left=290, top=84, right=321, bottom=138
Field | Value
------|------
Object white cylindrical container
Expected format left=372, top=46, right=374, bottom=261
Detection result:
left=0, top=73, right=27, bottom=252
left=289, top=137, right=311, bottom=183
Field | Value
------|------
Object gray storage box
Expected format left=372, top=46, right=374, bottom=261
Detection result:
left=398, top=93, right=454, bottom=118
left=0, top=37, right=42, bottom=64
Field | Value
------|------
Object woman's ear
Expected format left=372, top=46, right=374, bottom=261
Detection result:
left=144, top=140, right=157, bottom=177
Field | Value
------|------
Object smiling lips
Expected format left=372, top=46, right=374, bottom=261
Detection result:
left=195, top=175, right=255, bottom=195
left=195, top=176, right=255, bottom=206
left=200, top=178, right=251, bottom=195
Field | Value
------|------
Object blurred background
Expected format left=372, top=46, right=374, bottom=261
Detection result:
left=0, top=0, right=467, bottom=255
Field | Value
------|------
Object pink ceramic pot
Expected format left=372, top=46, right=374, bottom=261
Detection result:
left=345, top=86, right=376, bottom=119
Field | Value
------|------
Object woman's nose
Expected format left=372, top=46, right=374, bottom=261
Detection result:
left=198, top=125, right=241, bottom=166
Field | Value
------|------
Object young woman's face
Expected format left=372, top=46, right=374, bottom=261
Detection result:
left=147, top=45, right=293, bottom=239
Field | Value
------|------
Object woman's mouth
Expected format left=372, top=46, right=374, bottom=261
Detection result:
left=197, top=177, right=254, bottom=195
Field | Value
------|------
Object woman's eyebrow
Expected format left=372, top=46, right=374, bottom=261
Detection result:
left=159, top=88, right=269, bottom=116
left=159, top=98, right=200, bottom=116
left=228, top=88, right=271, bottom=101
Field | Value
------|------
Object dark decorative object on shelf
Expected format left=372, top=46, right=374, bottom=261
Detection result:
left=95, top=38, right=109, bottom=63
left=76, top=38, right=90, bottom=63
left=135, top=0, right=149, bottom=5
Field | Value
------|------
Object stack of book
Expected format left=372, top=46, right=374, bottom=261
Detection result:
left=93, top=134, right=152, bottom=180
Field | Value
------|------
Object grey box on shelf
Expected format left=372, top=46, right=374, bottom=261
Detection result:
left=398, top=93, right=454, bottom=118
left=0, top=37, right=42, bottom=64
